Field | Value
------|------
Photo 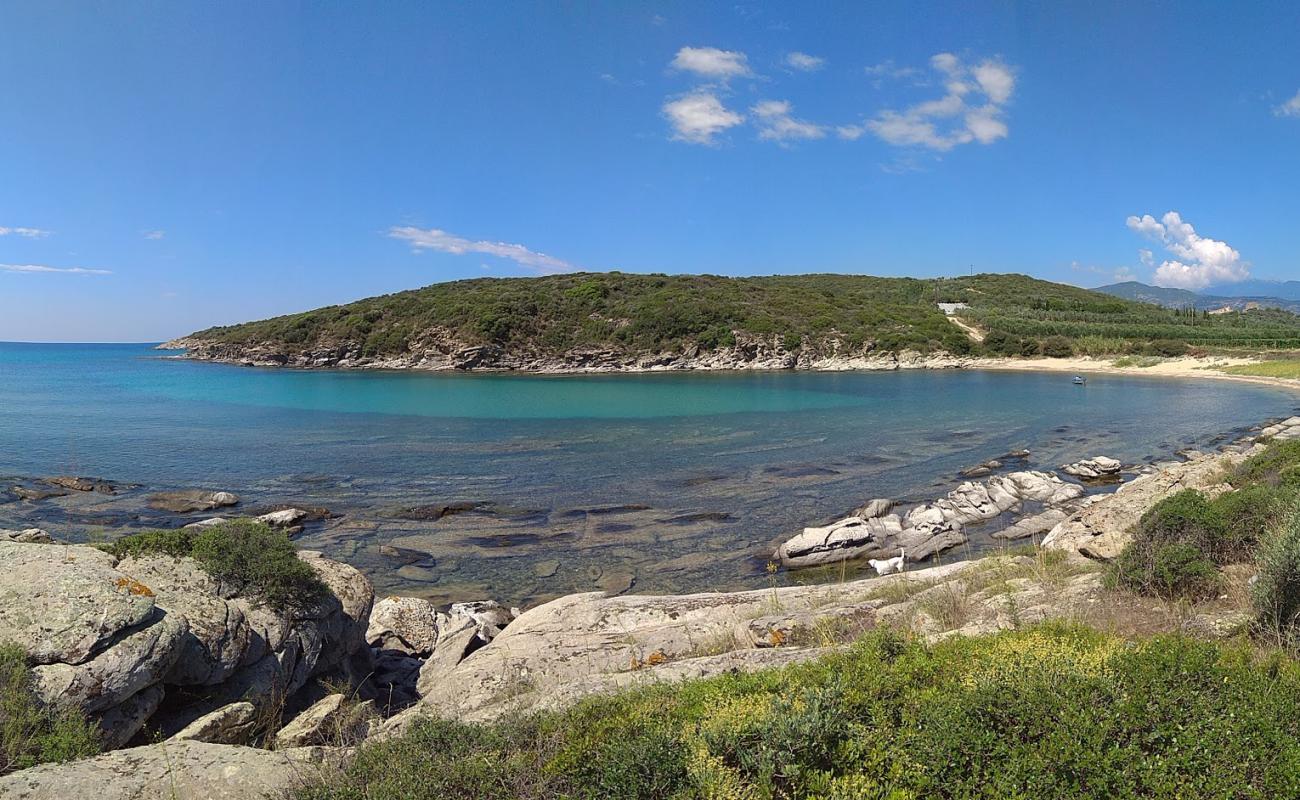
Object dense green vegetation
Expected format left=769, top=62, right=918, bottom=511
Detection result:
left=184, top=272, right=1300, bottom=360
left=297, top=624, right=1300, bottom=800
left=102, top=520, right=329, bottom=614
left=1, top=643, right=99, bottom=775
left=1110, top=441, right=1300, bottom=640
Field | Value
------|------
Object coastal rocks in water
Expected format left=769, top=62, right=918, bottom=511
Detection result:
left=10, top=485, right=68, bottom=501
left=0, top=740, right=345, bottom=800
left=183, top=517, right=229, bottom=530
left=852, top=498, right=894, bottom=519
left=0, top=527, right=52, bottom=543
left=1045, top=448, right=1257, bottom=559
left=170, top=701, right=259, bottom=745
left=256, top=508, right=308, bottom=533
left=1062, top=456, right=1123, bottom=480
left=959, top=459, right=1003, bottom=478
left=148, top=489, right=240, bottom=513
left=774, top=515, right=902, bottom=568
left=1258, top=416, right=1300, bottom=441
left=44, top=475, right=116, bottom=494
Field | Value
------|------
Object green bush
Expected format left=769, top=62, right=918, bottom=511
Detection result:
left=1144, top=338, right=1190, bottom=357
left=1040, top=335, right=1075, bottom=358
left=1, top=642, right=100, bottom=775
left=1253, top=507, right=1300, bottom=647
left=1232, top=440, right=1300, bottom=487
left=294, top=625, right=1300, bottom=800
left=103, top=521, right=329, bottom=614
left=1110, top=490, right=1228, bottom=598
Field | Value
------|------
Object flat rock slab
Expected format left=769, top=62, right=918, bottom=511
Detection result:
left=147, top=490, right=239, bottom=513
left=0, top=741, right=344, bottom=800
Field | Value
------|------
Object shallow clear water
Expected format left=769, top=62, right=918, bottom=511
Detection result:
left=2, top=342, right=1297, bottom=605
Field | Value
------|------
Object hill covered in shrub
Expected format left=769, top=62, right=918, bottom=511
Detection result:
left=176, top=272, right=1300, bottom=366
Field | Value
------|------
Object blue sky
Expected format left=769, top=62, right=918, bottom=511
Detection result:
left=2, top=1, right=1299, bottom=342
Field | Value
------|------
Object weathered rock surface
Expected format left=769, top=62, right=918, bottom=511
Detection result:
left=170, top=701, right=258, bottom=745
left=44, top=476, right=116, bottom=494
left=367, top=595, right=444, bottom=655
left=0, top=542, right=160, bottom=665
left=776, top=470, right=1085, bottom=568
left=275, top=693, right=373, bottom=748
left=1258, top=416, right=1300, bottom=441
left=147, top=490, right=240, bottom=513
left=1045, top=448, right=1257, bottom=559
left=1062, top=456, right=1123, bottom=480
left=0, top=741, right=344, bottom=800
left=0, top=540, right=372, bottom=755
left=0, top=527, right=52, bottom=543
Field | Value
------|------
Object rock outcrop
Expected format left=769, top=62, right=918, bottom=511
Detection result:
left=1062, top=456, right=1123, bottom=480
left=1044, top=448, right=1256, bottom=559
left=147, top=490, right=240, bottom=513
left=0, top=540, right=373, bottom=749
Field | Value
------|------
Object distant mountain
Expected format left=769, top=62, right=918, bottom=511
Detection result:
left=1205, top=279, right=1300, bottom=301
left=1095, top=281, right=1300, bottom=315
left=1095, top=281, right=1202, bottom=307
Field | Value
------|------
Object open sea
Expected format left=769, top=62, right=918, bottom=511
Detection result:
left=2, top=342, right=1297, bottom=605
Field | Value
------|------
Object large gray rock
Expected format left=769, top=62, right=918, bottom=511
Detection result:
left=170, top=701, right=258, bottom=745
left=147, top=490, right=239, bottom=513
left=0, top=542, right=159, bottom=665
left=1062, top=456, right=1123, bottom=480
left=774, top=515, right=900, bottom=567
left=0, top=528, right=53, bottom=543
left=32, top=612, right=185, bottom=714
left=96, top=685, right=165, bottom=750
left=367, top=595, right=445, bottom=656
left=0, top=741, right=344, bottom=800
left=275, top=693, right=373, bottom=748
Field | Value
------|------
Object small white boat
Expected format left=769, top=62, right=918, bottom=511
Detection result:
left=1072, top=376, right=1087, bottom=385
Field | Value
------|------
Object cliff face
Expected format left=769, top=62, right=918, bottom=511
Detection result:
left=163, top=330, right=972, bottom=373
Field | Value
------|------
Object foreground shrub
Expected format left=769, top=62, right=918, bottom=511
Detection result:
left=294, top=625, right=1300, bottom=800
left=103, top=521, right=329, bottom=614
left=1, top=642, right=99, bottom=775
left=1232, top=439, right=1300, bottom=488
left=1254, top=507, right=1300, bottom=647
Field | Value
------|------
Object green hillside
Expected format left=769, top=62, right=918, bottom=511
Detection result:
left=182, top=272, right=1300, bottom=360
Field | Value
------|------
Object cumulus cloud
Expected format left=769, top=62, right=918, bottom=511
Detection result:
left=865, top=53, right=1015, bottom=151
left=1, top=263, right=110, bottom=275
left=751, top=99, right=825, bottom=142
left=142, top=230, right=165, bottom=240
left=663, top=91, right=744, bottom=144
left=1275, top=90, right=1300, bottom=118
left=784, top=51, right=825, bottom=71
left=670, top=46, right=752, bottom=79
left=0, top=226, right=50, bottom=238
left=863, top=60, right=923, bottom=88
left=1125, top=211, right=1248, bottom=290
left=388, top=226, right=576, bottom=273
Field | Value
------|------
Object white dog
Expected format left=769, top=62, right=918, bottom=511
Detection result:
left=868, top=549, right=906, bottom=576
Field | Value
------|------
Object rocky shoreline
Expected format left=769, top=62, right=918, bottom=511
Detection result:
left=160, top=334, right=976, bottom=373
left=4, top=415, right=1300, bottom=798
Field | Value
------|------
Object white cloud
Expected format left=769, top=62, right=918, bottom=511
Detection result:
left=1125, top=211, right=1248, bottom=290
left=784, top=51, right=825, bottom=72
left=751, top=99, right=825, bottom=143
left=1275, top=90, right=1300, bottom=118
left=388, top=226, right=577, bottom=273
left=1, top=263, right=110, bottom=275
left=0, top=226, right=50, bottom=238
left=866, top=53, right=1015, bottom=151
left=863, top=60, right=923, bottom=88
left=142, top=229, right=165, bottom=240
left=670, top=46, right=752, bottom=79
left=663, top=91, right=744, bottom=144
left=1113, top=266, right=1137, bottom=282
left=836, top=124, right=866, bottom=140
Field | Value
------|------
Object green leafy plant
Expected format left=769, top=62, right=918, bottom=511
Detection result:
left=1, top=642, right=100, bottom=775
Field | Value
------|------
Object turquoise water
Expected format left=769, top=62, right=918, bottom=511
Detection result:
left=2, top=342, right=1297, bottom=604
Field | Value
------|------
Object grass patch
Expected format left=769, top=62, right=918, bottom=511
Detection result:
left=102, top=520, right=329, bottom=614
left=1, top=642, right=99, bottom=775
left=294, top=624, right=1300, bottom=799
left=1222, top=360, right=1300, bottom=379
left=1112, top=355, right=1163, bottom=368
